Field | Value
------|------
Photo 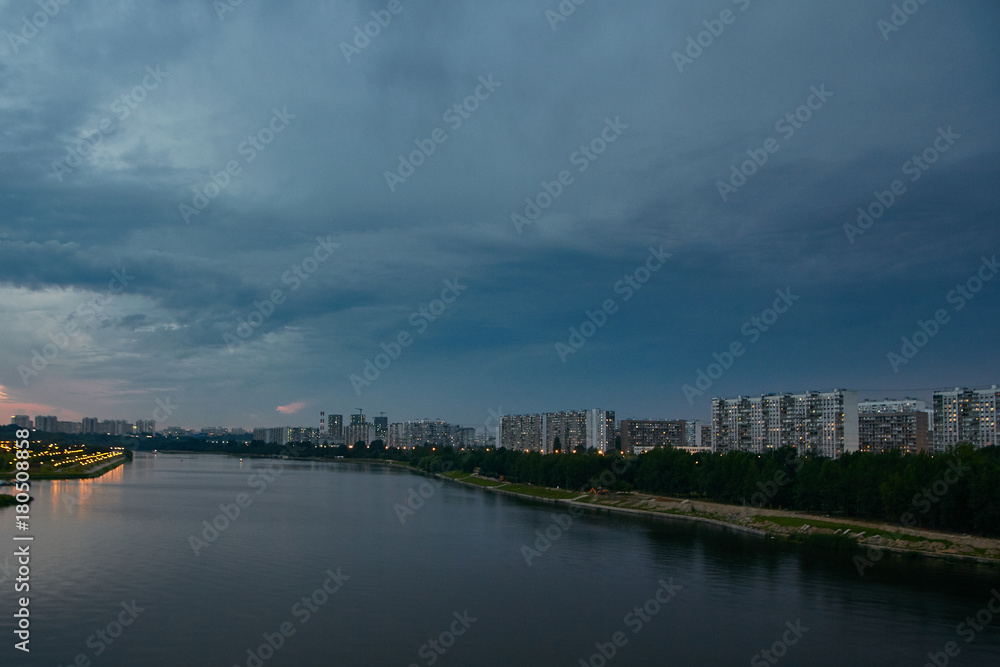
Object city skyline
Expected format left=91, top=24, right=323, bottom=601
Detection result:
left=12, top=383, right=996, bottom=453
left=6, top=382, right=993, bottom=431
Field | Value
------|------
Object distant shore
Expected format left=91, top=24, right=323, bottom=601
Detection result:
left=425, top=469, right=1000, bottom=567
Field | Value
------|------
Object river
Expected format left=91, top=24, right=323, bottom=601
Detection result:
left=2, top=453, right=998, bottom=666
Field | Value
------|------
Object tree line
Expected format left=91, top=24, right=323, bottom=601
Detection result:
left=407, top=444, right=1000, bottom=537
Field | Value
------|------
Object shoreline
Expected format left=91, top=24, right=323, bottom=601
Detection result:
left=0, top=454, right=128, bottom=482
left=423, top=469, right=1000, bottom=567
left=27, top=450, right=995, bottom=566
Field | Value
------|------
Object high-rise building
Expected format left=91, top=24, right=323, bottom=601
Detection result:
left=97, top=420, right=132, bottom=435
left=344, top=423, right=375, bottom=447
left=253, top=427, right=316, bottom=445
left=135, top=420, right=156, bottom=435
left=10, top=415, right=31, bottom=429
left=457, top=427, right=475, bottom=448
left=350, top=413, right=366, bottom=426
left=859, top=411, right=929, bottom=454
left=81, top=417, right=99, bottom=433
left=329, top=414, right=343, bottom=440
left=499, top=413, right=546, bottom=452
left=933, top=386, right=999, bottom=450
left=621, top=419, right=686, bottom=454
left=857, top=399, right=930, bottom=455
left=54, top=420, right=80, bottom=434
left=712, top=390, right=859, bottom=458
left=500, top=409, right=615, bottom=454
left=374, top=416, right=388, bottom=441
left=860, top=398, right=928, bottom=414
left=386, top=420, right=475, bottom=450
left=387, top=423, right=406, bottom=449
left=34, top=416, right=58, bottom=432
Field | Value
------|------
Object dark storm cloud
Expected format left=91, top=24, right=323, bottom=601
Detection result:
left=0, top=0, right=997, bottom=427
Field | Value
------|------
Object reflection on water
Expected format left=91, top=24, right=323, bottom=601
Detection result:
left=3, top=453, right=998, bottom=667
left=47, top=462, right=125, bottom=517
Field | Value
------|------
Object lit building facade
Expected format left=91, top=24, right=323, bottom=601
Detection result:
left=328, top=414, right=343, bottom=440
left=386, top=420, right=473, bottom=449
left=859, top=411, right=929, bottom=454
left=621, top=419, right=686, bottom=454
left=373, top=416, right=388, bottom=441
left=712, top=390, right=859, bottom=458
left=500, top=409, right=615, bottom=454
left=933, top=386, right=999, bottom=450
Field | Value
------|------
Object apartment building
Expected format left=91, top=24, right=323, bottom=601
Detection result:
left=933, top=386, right=999, bottom=450
left=500, top=409, right=615, bottom=454
left=712, top=390, right=859, bottom=458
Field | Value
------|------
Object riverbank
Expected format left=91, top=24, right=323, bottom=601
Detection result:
left=428, top=470, right=1000, bottom=566
left=0, top=454, right=128, bottom=481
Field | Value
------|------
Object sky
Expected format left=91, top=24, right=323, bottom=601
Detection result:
left=1, top=0, right=998, bottom=432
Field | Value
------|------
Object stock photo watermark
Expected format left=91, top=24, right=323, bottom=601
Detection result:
left=408, top=610, right=477, bottom=667
left=17, top=268, right=135, bottom=386
left=12, top=427, right=33, bottom=653
left=576, top=578, right=683, bottom=667
left=556, top=246, right=671, bottom=362
left=522, top=458, right=633, bottom=566
left=179, top=107, right=296, bottom=224
left=854, top=457, right=970, bottom=575
left=3, top=0, right=72, bottom=55
left=545, top=0, right=590, bottom=31
left=716, top=85, right=833, bottom=202
left=672, top=0, right=753, bottom=74
left=393, top=461, right=455, bottom=525
left=54, top=600, right=145, bottom=665
left=214, top=0, right=246, bottom=22
left=682, top=287, right=800, bottom=404
left=384, top=74, right=502, bottom=192
left=844, top=126, right=960, bottom=244
left=512, top=117, right=628, bottom=234
left=223, top=236, right=340, bottom=351
left=747, top=450, right=805, bottom=508
left=232, top=568, right=350, bottom=667
left=188, top=455, right=288, bottom=556
left=350, top=278, right=467, bottom=395
left=877, top=0, right=932, bottom=41
left=921, top=588, right=999, bottom=667
left=750, top=620, right=809, bottom=667
left=886, top=255, right=996, bottom=373
left=51, top=65, right=170, bottom=181
left=340, top=0, right=414, bottom=63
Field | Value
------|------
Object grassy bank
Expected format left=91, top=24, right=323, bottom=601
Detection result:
left=431, top=469, right=1000, bottom=565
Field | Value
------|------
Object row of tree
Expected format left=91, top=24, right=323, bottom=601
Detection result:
left=405, top=444, right=1000, bottom=537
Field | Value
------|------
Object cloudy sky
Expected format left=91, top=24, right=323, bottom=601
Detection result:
left=1, top=0, right=998, bottom=432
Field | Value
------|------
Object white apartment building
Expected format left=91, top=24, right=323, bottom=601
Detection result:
left=712, top=390, right=859, bottom=458
left=933, top=386, right=999, bottom=450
